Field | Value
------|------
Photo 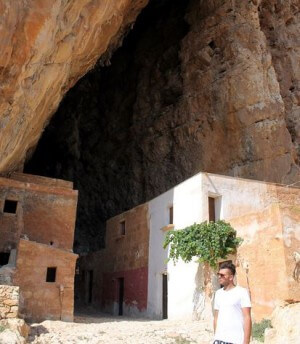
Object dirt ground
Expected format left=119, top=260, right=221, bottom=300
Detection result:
left=27, top=312, right=261, bottom=344
left=28, top=314, right=211, bottom=344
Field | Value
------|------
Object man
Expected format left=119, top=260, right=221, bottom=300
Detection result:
left=213, top=262, right=252, bottom=344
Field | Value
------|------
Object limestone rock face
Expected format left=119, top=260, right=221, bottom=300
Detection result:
left=0, top=0, right=148, bottom=172
left=264, top=302, right=300, bottom=344
left=259, top=0, right=300, bottom=165
left=0, top=318, right=29, bottom=344
left=0, top=329, right=24, bottom=344
left=178, top=0, right=299, bottom=183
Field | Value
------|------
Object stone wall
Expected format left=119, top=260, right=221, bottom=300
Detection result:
left=277, top=187, right=300, bottom=301
left=0, top=177, right=22, bottom=252
left=0, top=285, right=19, bottom=319
left=14, top=239, right=78, bottom=322
left=0, top=173, right=79, bottom=322
left=0, top=173, right=78, bottom=252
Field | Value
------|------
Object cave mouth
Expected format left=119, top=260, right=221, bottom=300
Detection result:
left=24, top=0, right=190, bottom=254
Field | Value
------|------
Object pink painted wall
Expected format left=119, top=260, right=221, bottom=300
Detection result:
left=102, top=267, right=148, bottom=312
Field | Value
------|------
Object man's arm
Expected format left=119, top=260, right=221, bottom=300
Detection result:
left=213, top=310, right=218, bottom=333
left=242, top=307, right=252, bottom=344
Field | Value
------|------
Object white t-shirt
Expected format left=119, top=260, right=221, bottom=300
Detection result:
left=214, top=286, right=251, bottom=344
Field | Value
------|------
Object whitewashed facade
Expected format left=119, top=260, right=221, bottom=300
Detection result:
left=146, top=172, right=300, bottom=321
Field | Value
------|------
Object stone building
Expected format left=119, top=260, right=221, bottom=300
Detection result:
left=0, top=172, right=78, bottom=322
left=77, top=203, right=149, bottom=316
left=79, top=172, right=300, bottom=322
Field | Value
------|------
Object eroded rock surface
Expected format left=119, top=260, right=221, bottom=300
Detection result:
left=259, top=0, right=300, bottom=164
left=0, top=0, right=148, bottom=172
left=0, top=318, right=29, bottom=344
left=264, top=302, right=300, bottom=344
left=25, top=0, right=300, bottom=251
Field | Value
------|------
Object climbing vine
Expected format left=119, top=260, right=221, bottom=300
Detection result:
left=163, top=220, right=243, bottom=269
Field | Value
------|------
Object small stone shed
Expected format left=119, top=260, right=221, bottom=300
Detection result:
left=0, top=172, right=78, bottom=322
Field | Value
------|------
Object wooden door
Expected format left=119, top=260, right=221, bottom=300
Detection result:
left=118, top=277, right=124, bottom=316
left=162, top=274, right=168, bottom=319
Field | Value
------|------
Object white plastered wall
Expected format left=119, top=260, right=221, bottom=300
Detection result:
left=147, top=172, right=288, bottom=320
left=148, top=173, right=204, bottom=319
left=147, top=188, right=174, bottom=319
left=167, top=174, right=204, bottom=320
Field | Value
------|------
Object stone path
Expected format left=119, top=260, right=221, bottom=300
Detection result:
left=27, top=313, right=262, bottom=344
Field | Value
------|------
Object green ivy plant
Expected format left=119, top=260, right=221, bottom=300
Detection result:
left=163, top=220, right=243, bottom=269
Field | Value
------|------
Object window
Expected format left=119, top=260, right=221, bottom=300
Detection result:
left=208, top=197, right=216, bottom=222
left=120, top=221, right=126, bottom=236
left=169, top=206, right=173, bottom=225
left=46, top=267, right=57, bottom=282
left=0, top=252, right=10, bottom=266
left=208, top=196, right=222, bottom=221
left=3, top=199, right=18, bottom=214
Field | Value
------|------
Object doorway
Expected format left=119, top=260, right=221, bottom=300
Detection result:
left=162, top=274, right=168, bottom=319
left=88, top=270, right=93, bottom=304
left=118, top=277, right=124, bottom=316
left=0, top=252, right=10, bottom=267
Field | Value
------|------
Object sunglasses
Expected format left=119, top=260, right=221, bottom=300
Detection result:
left=217, top=273, right=230, bottom=278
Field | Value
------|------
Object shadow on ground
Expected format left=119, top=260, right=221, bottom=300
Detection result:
left=27, top=325, right=49, bottom=343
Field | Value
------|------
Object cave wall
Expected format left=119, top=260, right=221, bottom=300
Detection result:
left=25, top=0, right=300, bottom=252
left=259, top=0, right=300, bottom=163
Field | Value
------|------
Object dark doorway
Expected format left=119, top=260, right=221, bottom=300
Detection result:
left=0, top=252, right=10, bottom=266
left=169, top=206, right=173, bottom=225
left=208, top=197, right=216, bottom=222
left=118, top=277, right=124, bottom=316
left=88, top=270, right=93, bottom=303
left=162, top=274, right=168, bottom=319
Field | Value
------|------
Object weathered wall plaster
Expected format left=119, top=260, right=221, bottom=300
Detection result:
left=0, top=172, right=78, bottom=251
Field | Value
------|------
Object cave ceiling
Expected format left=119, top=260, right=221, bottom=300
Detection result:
left=0, top=0, right=149, bottom=173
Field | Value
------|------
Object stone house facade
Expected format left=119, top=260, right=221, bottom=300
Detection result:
left=0, top=172, right=78, bottom=322
left=78, top=204, right=149, bottom=316
left=79, top=172, right=300, bottom=322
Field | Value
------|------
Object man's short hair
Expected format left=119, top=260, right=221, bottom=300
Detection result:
left=219, top=261, right=236, bottom=276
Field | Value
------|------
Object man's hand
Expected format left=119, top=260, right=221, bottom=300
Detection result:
left=242, top=307, right=252, bottom=344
